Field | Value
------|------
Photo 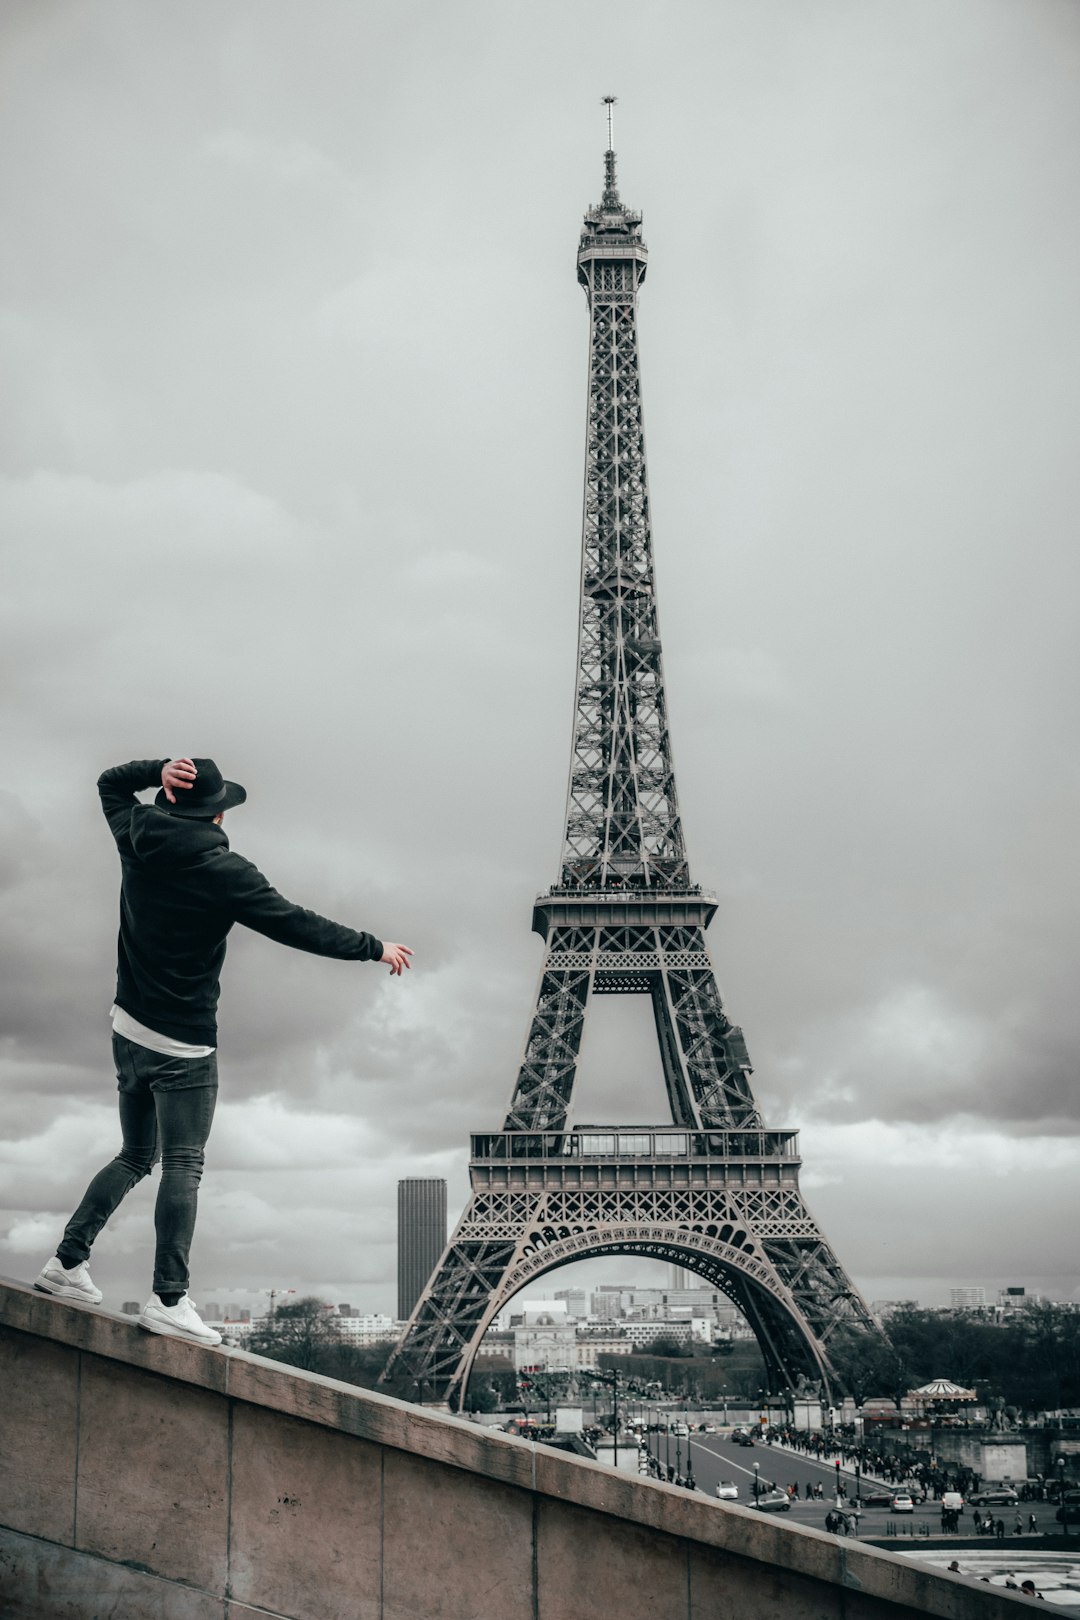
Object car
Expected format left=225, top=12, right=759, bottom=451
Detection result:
left=715, top=1480, right=739, bottom=1501
left=733, top=1431, right=755, bottom=1446
left=671, top=1422, right=690, bottom=1437
left=890, top=1494, right=916, bottom=1514
left=863, top=1489, right=894, bottom=1508
left=969, top=1487, right=1019, bottom=1506
left=752, top=1489, right=792, bottom=1513
left=700, top=1422, right=717, bottom=1433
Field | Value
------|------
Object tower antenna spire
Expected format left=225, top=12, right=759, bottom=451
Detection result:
left=601, top=94, right=619, bottom=206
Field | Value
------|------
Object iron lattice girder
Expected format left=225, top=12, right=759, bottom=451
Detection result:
left=502, top=916, right=759, bottom=1134
left=385, top=1170, right=877, bottom=1406
left=561, top=213, right=685, bottom=890
left=383, top=158, right=881, bottom=1408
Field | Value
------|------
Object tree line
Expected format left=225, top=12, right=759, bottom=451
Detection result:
left=830, top=1302, right=1080, bottom=1413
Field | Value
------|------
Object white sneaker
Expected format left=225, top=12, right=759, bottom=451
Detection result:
left=35, top=1256, right=103, bottom=1304
left=138, top=1293, right=222, bottom=1346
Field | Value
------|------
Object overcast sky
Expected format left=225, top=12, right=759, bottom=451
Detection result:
left=2, top=0, right=1078, bottom=1322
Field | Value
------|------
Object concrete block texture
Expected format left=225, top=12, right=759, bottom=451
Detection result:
left=0, top=1281, right=1035, bottom=1620
left=689, top=1540, right=871, bottom=1620
left=226, top=1348, right=539, bottom=1493
left=75, top=1352, right=229, bottom=1592
left=0, top=1282, right=229, bottom=1398
left=0, top=1525, right=225, bottom=1620
left=229, top=1403, right=381, bottom=1620
left=537, top=1499, right=689, bottom=1620
left=381, top=1448, right=535, bottom=1620
left=0, top=1324, right=78, bottom=1544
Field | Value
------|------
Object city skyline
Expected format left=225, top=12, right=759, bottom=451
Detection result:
left=134, top=1259, right=1065, bottom=1329
left=2, top=2, right=1078, bottom=1320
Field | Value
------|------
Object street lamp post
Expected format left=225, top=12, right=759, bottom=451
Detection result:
left=686, top=1430, right=696, bottom=1491
left=675, top=1427, right=683, bottom=1484
left=1060, top=1457, right=1069, bottom=1540
left=753, top=1461, right=760, bottom=1507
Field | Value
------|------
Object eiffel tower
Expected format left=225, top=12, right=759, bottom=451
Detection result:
left=385, top=113, right=878, bottom=1408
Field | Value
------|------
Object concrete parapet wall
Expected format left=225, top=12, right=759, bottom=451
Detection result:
left=0, top=1278, right=1032, bottom=1619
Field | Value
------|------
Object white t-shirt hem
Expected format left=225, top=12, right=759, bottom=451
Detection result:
left=110, top=1005, right=216, bottom=1059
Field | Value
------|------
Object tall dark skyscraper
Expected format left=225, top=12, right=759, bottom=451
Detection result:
left=397, top=1179, right=447, bottom=1322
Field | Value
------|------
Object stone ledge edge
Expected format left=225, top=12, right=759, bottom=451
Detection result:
left=0, top=1278, right=1024, bottom=1618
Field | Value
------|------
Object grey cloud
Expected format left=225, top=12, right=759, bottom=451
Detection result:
left=2, top=0, right=1078, bottom=1310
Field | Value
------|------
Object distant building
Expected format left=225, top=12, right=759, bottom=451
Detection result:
left=871, top=1300, right=913, bottom=1322
left=397, top=1178, right=447, bottom=1322
left=513, top=1317, right=577, bottom=1373
left=620, top=1319, right=693, bottom=1349
left=575, top=1329, right=633, bottom=1366
left=998, top=1286, right=1038, bottom=1315
left=221, top=1319, right=257, bottom=1344
left=519, top=1301, right=568, bottom=1326
left=334, top=1313, right=397, bottom=1346
left=554, top=1288, right=589, bottom=1319
left=950, top=1287, right=987, bottom=1311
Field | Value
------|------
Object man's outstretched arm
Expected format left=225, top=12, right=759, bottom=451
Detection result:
left=224, top=856, right=410, bottom=971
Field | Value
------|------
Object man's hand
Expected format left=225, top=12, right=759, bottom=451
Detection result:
left=161, top=758, right=197, bottom=804
left=381, top=942, right=413, bottom=976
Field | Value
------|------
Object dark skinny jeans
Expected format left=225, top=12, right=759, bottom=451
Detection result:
left=57, top=1032, right=218, bottom=1298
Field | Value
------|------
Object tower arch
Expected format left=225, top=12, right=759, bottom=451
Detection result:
left=454, top=1228, right=831, bottom=1414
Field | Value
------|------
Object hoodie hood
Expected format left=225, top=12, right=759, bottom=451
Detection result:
left=128, top=804, right=229, bottom=869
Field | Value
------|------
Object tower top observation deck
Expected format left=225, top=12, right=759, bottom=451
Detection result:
left=578, top=96, right=647, bottom=276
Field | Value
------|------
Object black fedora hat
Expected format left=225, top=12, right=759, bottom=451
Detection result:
left=154, top=758, right=247, bottom=819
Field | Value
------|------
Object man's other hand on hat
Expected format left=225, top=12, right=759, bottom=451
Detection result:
left=161, top=758, right=197, bottom=804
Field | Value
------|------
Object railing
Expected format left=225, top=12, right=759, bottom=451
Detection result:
left=470, top=1128, right=800, bottom=1162
left=539, top=885, right=712, bottom=901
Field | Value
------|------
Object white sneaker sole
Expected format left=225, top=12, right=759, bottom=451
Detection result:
left=138, top=1314, right=221, bottom=1346
left=35, top=1276, right=103, bottom=1305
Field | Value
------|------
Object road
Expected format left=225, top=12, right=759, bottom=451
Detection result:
left=641, top=1431, right=1014, bottom=1540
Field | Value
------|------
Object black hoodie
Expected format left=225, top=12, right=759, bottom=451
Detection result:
left=99, top=760, right=383, bottom=1046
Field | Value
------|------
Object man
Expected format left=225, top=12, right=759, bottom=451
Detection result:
left=36, top=757, right=411, bottom=1346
